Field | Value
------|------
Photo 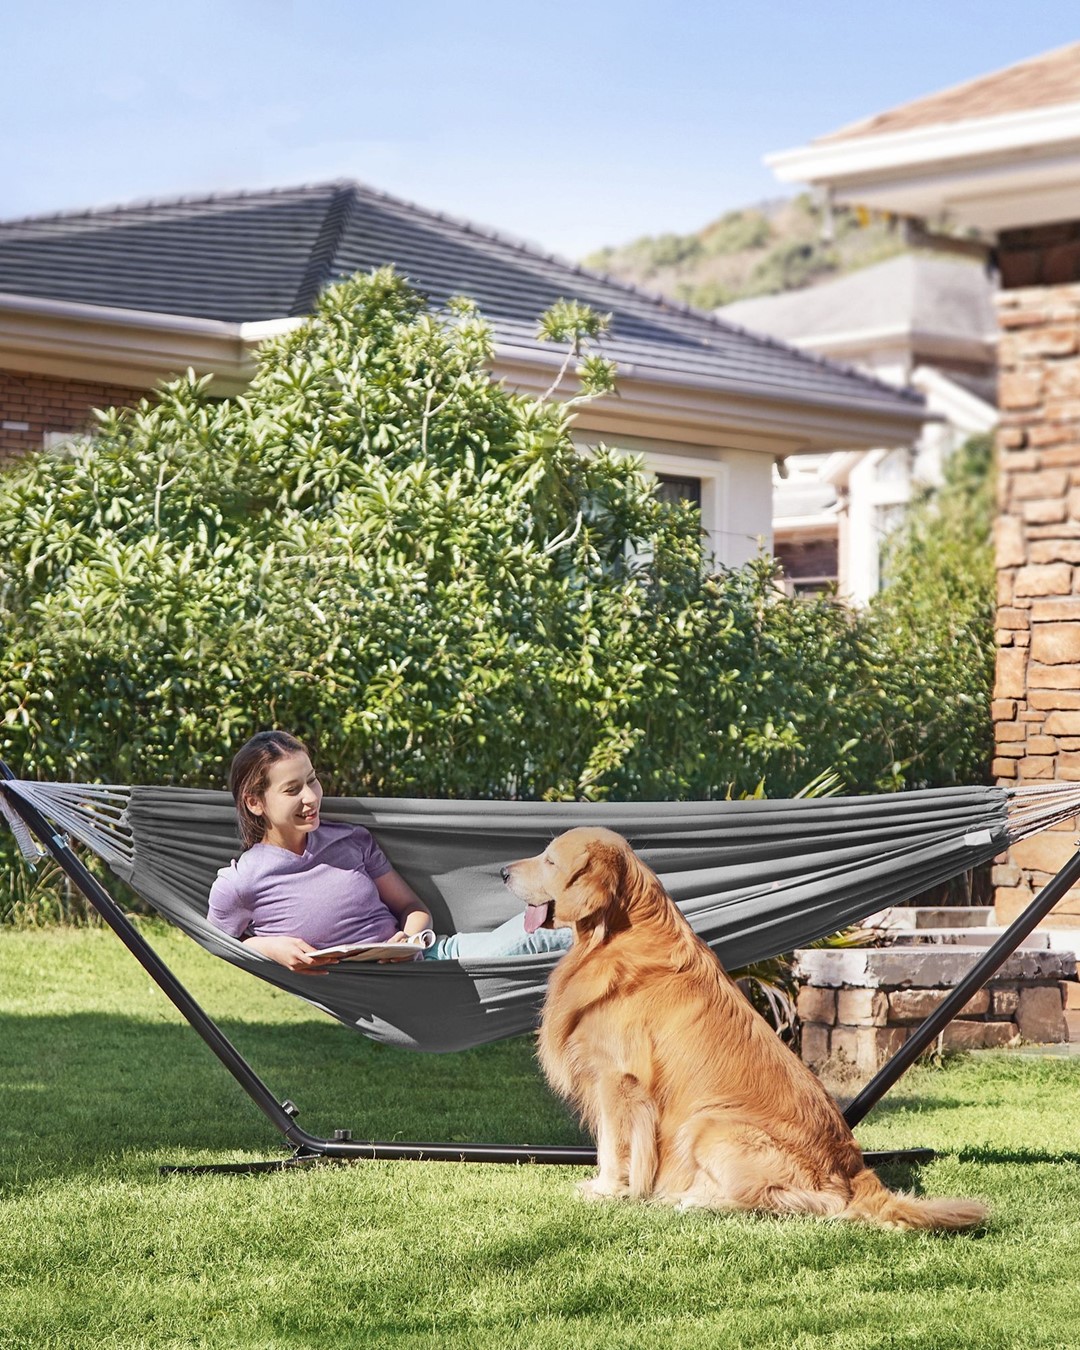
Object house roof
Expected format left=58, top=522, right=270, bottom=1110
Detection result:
left=0, top=180, right=924, bottom=422
left=768, top=45, right=1080, bottom=235
left=717, top=255, right=997, bottom=353
left=820, top=42, right=1080, bottom=143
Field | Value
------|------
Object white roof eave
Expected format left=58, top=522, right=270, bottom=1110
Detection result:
left=767, top=99, right=1080, bottom=187
left=768, top=100, right=1080, bottom=232
left=0, top=290, right=929, bottom=455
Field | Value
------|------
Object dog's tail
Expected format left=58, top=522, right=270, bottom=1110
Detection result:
left=842, top=1167, right=987, bottom=1232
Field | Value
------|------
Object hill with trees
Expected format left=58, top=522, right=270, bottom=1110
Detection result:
left=583, top=194, right=911, bottom=310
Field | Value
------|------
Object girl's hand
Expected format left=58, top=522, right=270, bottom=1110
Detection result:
left=379, top=931, right=422, bottom=964
left=242, top=935, right=338, bottom=975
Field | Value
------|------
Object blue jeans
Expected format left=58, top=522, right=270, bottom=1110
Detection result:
left=423, top=911, right=571, bottom=961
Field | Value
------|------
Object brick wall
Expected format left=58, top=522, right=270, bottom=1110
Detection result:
left=998, top=223, right=1080, bottom=290
left=994, top=283, right=1080, bottom=924
left=0, top=369, right=149, bottom=466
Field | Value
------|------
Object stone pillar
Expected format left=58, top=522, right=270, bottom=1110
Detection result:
left=994, top=283, right=1080, bottom=925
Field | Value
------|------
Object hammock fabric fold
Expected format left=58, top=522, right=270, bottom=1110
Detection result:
left=9, top=778, right=1079, bottom=1053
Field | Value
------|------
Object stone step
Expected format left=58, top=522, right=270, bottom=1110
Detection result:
left=1042, top=930, right=1080, bottom=955
left=869, top=906, right=994, bottom=930
left=793, top=945, right=1075, bottom=990
left=884, top=927, right=1051, bottom=948
left=872, top=924, right=1080, bottom=957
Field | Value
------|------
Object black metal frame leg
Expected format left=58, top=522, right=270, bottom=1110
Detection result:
left=844, top=844, right=1080, bottom=1128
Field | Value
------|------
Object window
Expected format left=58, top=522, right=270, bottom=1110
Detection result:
left=579, top=438, right=731, bottom=567
left=789, top=577, right=835, bottom=599
left=654, top=473, right=702, bottom=511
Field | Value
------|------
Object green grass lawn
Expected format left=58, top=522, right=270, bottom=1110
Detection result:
left=4, top=925, right=1080, bottom=1349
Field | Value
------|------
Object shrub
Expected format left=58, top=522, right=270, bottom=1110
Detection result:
left=866, top=433, right=996, bottom=787
left=0, top=269, right=875, bottom=804
left=747, top=240, right=839, bottom=296
left=676, top=279, right=734, bottom=311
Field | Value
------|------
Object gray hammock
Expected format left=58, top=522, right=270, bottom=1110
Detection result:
left=6, top=777, right=1080, bottom=1053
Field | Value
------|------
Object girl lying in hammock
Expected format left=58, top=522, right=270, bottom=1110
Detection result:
left=208, top=730, right=570, bottom=973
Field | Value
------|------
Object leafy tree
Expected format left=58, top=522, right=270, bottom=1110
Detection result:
left=0, top=266, right=898, bottom=811
left=0, top=269, right=995, bottom=928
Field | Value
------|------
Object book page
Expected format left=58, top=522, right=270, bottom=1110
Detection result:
left=308, top=930, right=436, bottom=962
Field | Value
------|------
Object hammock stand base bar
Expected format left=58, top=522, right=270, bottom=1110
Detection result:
left=159, top=1144, right=939, bottom=1178
left=2, top=765, right=1071, bottom=1176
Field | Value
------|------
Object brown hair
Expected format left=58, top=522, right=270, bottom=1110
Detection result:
left=229, top=730, right=309, bottom=849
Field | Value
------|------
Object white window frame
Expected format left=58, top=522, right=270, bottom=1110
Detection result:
left=577, top=439, right=731, bottom=567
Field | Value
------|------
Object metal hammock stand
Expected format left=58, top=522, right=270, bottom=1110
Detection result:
left=3, top=759, right=1080, bottom=1177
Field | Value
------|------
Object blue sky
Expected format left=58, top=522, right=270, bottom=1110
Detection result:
left=6, top=2, right=1079, bottom=257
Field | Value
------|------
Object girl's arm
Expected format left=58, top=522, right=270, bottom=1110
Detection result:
left=241, top=935, right=340, bottom=975
left=374, top=869, right=432, bottom=938
left=210, top=871, right=333, bottom=976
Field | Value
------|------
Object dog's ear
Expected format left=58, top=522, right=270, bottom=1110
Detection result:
left=561, top=841, right=627, bottom=942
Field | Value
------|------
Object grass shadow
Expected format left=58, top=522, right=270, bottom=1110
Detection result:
left=0, top=1008, right=586, bottom=1189
left=954, top=1146, right=1080, bottom=1167
left=869, top=1157, right=924, bottom=1187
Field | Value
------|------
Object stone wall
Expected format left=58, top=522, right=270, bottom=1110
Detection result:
left=994, top=283, right=1080, bottom=923
left=0, top=369, right=149, bottom=466
left=795, top=945, right=1073, bottom=1074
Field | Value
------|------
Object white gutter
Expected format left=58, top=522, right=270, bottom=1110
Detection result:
left=492, top=337, right=928, bottom=422
left=773, top=513, right=839, bottom=536
left=911, top=364, right=999, bottom=432
left=0, top=292, right=930, bottom=456
left=0, top=292, right=304, bottom=392
left=495, top=344, right=930, bottom=456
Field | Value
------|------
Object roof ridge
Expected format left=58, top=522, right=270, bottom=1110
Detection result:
left=0, top=180, right=351, bottom=230
left=290, top=183, right=358, bottom=316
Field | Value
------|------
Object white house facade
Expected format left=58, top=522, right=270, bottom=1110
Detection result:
left=721, top=254, right=998, bottom=601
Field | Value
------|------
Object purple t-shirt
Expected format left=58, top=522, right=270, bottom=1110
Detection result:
left=207, top=821, right=397, bottom=948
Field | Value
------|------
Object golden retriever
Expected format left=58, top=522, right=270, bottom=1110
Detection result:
left=503, top=826, right=986, bottom=1230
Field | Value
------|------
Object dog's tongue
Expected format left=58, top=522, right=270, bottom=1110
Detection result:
left=524, top=902, right=551, bottom=934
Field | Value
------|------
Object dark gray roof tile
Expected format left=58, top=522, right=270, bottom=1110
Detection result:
left=0, top=181, right=924, bottom=420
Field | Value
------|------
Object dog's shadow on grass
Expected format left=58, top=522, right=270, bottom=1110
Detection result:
left=0, top=1010, right=586, bottom=1189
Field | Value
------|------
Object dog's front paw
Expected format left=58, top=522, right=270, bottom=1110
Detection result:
left=577, top=1176, right=625, bottom=1201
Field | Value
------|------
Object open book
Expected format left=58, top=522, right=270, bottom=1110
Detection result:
left=308, top=929, right=437, bottom=962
